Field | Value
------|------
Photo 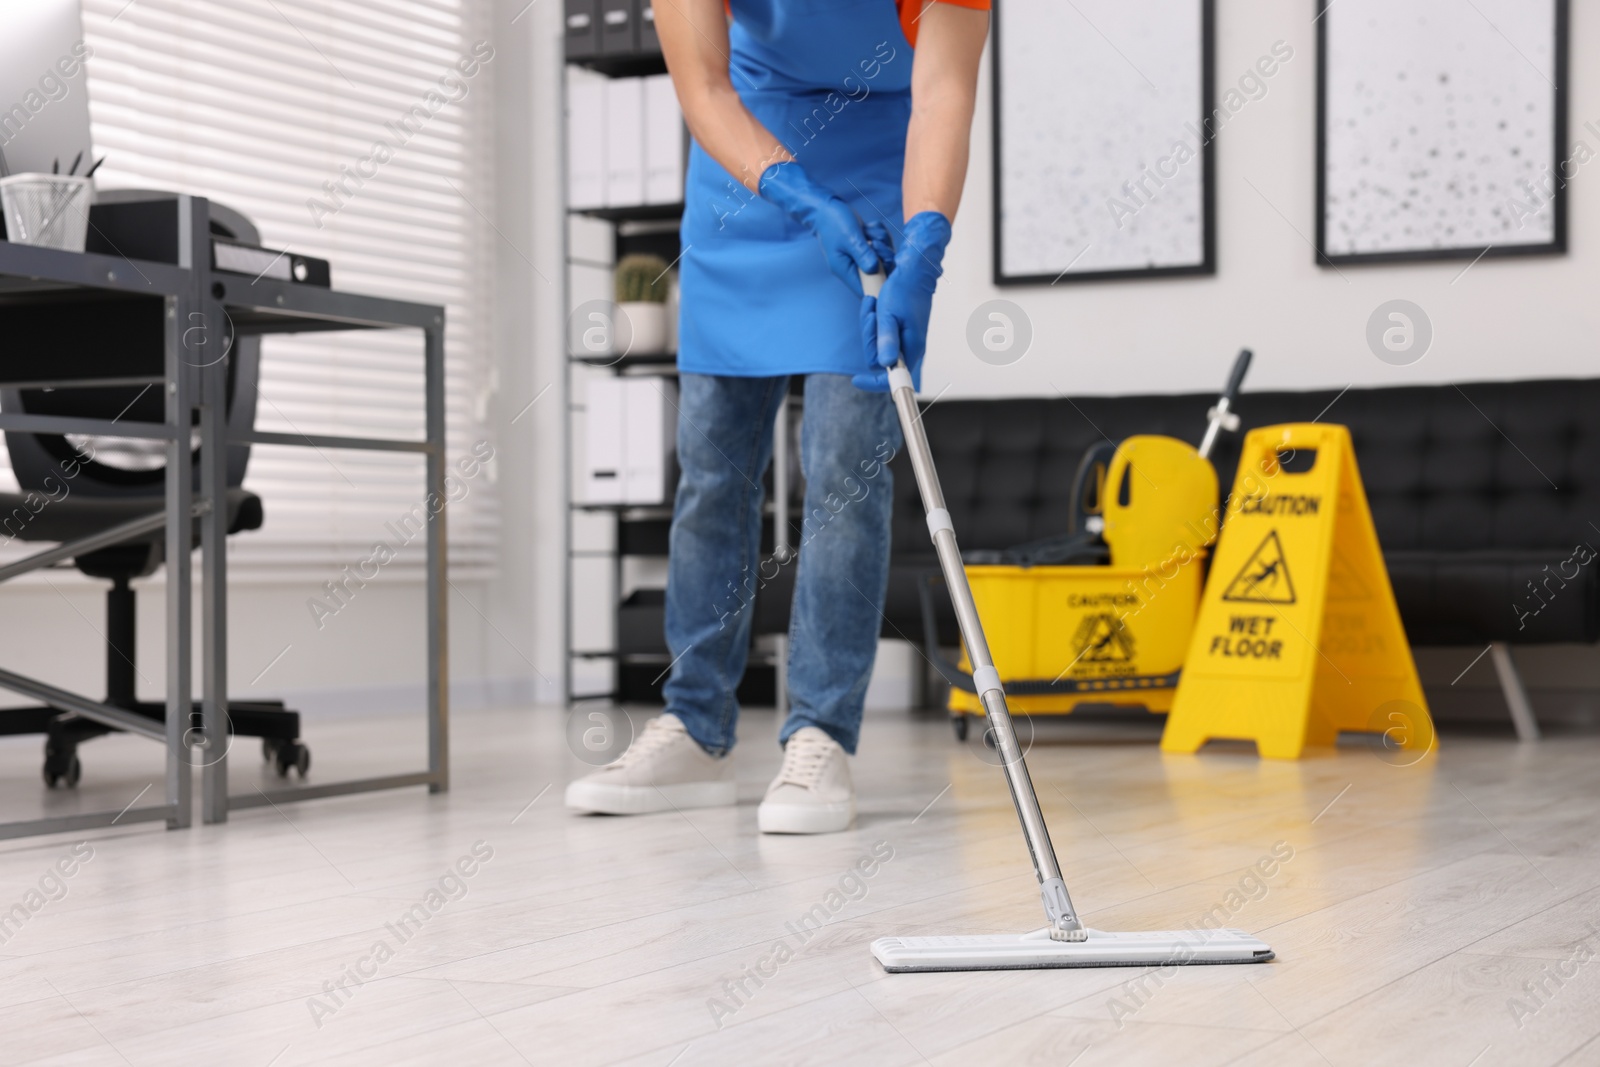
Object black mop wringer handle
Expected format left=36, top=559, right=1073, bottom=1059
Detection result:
left=1198, top=348, right=1252, bottom=460
left=862, top=270, right=1086, bottom=941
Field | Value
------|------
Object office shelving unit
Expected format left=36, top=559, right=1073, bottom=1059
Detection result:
left=561, top=15, right=798, bottom=710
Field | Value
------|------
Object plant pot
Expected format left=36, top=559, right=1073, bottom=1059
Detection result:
left=615, top=301, right=668, bottom=357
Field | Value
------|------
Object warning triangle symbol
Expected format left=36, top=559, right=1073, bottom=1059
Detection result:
left=1222, top=530, right=1297, bottom=604
left=1074, top=612, right=1135, bottom=662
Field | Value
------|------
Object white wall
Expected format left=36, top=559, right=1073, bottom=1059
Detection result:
left=485, top=0, right=565, bottom=707
left=926, top=0, right=1600, bottom=401
left=0, top=572, right=508, bottom=718
left=514, top=0, right=572, bottom=704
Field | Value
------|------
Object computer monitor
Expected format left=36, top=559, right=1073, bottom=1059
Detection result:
left=0, top=0, right=94, bottom=177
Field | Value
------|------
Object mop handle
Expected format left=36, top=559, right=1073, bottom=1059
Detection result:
left=864, top=270, right=1086, bottom=941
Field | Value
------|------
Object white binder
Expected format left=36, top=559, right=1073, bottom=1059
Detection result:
left=623, top=377, right=676, bottom=504
left=567, top=67, right=607, bottom=210
left=584, top=377, right=626, bottom=504
left=604, top=76, right=645, bottom=207
left=644, top=73, right=684, bottom=205
left=585, top=376, right=677, bottom=505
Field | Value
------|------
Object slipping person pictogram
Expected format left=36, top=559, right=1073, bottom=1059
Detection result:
left=1222, top=530, right=1296, bottom=604
left=1072, top=613, right=1136, bottom=664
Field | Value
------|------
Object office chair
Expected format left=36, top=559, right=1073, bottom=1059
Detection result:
left=0, top=191, right=310, bottom=787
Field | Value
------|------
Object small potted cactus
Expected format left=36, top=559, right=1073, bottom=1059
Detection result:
left=613, top=253, right=671, bottom=357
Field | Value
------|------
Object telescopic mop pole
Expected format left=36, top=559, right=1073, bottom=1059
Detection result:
left=865, top=273, right=1084, bottom=941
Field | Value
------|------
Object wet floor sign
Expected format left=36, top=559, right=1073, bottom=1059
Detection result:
left=1161, top=423, right=1434, bottom=759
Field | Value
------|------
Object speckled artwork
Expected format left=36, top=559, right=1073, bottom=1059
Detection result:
left=1322, top=0, right=1562, bottom=257
left=996, top=0, right=1209, bottom=281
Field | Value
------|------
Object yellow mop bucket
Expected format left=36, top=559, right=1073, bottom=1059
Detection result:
left=934, top=435, right=1220, bottom=731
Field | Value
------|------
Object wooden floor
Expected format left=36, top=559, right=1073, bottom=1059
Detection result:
left=0, top=706, right=1597, bottom=1066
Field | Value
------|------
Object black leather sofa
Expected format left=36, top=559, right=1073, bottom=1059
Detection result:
left=885, top=377, right=1599, bottom=729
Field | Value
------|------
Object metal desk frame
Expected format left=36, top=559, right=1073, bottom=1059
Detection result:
left=0, top=197, right=203, bottom=840
left=0, top=195, right=450, bottom=837
left=207, top=241, right=450, bottom=824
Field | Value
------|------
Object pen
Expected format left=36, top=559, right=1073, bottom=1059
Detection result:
left=68, top=151, right=83, bottom=176
left=84, top=156, right=105, bottom=179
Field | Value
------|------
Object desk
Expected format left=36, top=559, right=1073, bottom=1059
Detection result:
left=206, top=253, right=450, bottom=824
left=0, top=195, right=449, bottom=838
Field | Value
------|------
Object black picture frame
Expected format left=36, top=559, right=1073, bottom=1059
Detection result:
left=1314, top=0, right=1570, bottom=268
left=991, top=0, right=1216, bottom=287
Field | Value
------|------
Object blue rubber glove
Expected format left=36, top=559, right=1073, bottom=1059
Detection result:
left=862, top=218, right=895, bottom=271
left=852, top=211, right=953, bottom=393
left=759, top=161, right=881, bottom=297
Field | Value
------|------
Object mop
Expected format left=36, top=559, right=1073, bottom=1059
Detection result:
left=861, top=273, right=1273, bottom=972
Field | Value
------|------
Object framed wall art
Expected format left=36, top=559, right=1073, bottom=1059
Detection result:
left=992, top=0, right=1216, bottom=285
left=1316, top=0, right=1570, bottom=265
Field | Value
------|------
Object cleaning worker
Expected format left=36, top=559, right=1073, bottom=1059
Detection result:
left=565, top=0, right=989, bottom=833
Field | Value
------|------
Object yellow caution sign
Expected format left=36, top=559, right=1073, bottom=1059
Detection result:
left=1161, top=423, right=1433, bottom=760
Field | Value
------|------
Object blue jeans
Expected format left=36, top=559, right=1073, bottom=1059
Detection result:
left=663, top=373, right=902, bottom=756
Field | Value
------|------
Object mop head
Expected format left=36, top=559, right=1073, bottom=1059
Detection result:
left=871, top=926, right=1273, bottom=973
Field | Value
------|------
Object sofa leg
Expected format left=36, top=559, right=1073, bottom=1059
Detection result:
left=1489, top=642, right=1540, bottom=742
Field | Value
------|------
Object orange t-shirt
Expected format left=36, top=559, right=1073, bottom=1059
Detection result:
left=724, top=1, right=993, bottom=50
left=898, top=0, right=990, bottom=48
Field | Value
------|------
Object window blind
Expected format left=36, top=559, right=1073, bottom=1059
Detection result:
left=0, top=0, right=500, bottom=579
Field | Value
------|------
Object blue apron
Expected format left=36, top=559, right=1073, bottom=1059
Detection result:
left=677, top=0, right=912, bottom=378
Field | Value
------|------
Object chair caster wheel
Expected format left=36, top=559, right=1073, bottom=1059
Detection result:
left=43, top=749, right=81, bottom=789
left=274, top=741, right=310, bottom=778
left=951, top=715, right=969, bottom=741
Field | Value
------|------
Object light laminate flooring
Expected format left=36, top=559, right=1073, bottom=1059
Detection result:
left=0, top=706, right=1596, bottom=1066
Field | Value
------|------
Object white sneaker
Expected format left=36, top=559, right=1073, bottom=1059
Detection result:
left=565, top=714, right=736, bottom=815
left=758, top=727, right=856, bottom=834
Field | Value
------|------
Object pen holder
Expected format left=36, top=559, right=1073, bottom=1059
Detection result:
left=0, top=173, right=94, bottom=252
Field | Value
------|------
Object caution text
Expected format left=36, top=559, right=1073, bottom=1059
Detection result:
left=1237, top=494, right=1321, bottom=517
